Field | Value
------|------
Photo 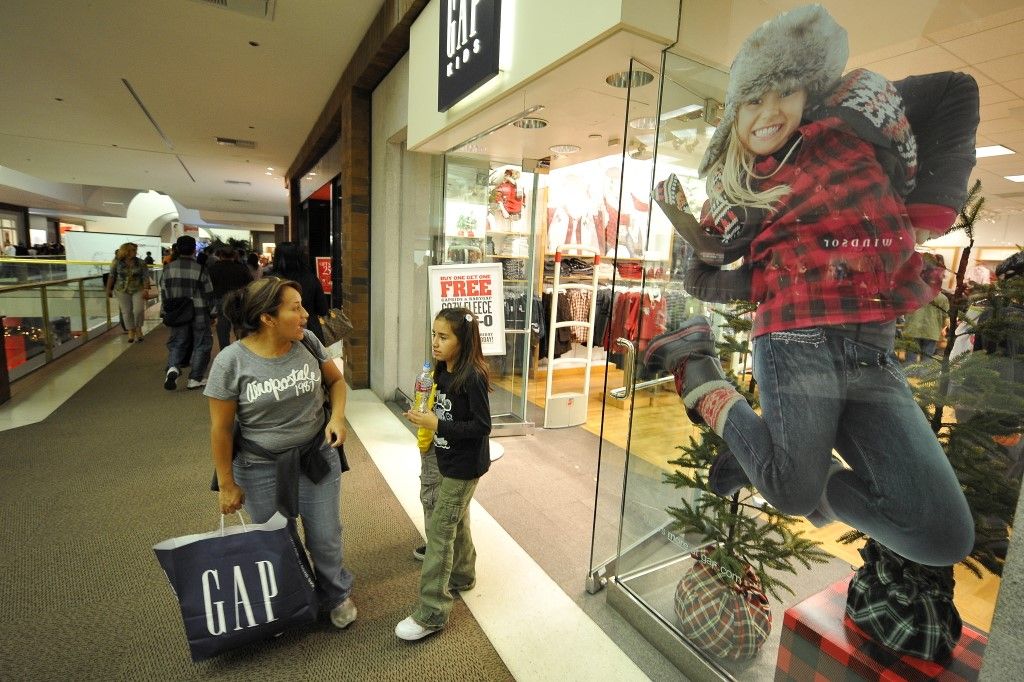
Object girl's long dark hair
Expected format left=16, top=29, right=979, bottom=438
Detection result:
left=435, top=307, right=491, bottom=395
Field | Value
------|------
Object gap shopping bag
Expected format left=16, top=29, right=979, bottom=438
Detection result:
left=153, top=512, right=318, bottom=661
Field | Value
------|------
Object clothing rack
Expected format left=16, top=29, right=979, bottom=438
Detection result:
left=544, top=245, right=600, bottom=428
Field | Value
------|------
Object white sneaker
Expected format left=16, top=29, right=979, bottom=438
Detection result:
left=164, top=367, right=179, bottom=391
left=186, top=378, right=207, bottom=390
left=330, top=597, right=357, bottom=629
left=395, top=616, right=440, bottom=641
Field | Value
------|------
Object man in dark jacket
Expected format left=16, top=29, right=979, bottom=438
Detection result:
left=207, top=248, right=253, bottom=350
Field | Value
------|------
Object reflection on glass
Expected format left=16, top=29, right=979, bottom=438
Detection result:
left=442, top=156, right=536, bottom=427
left=611, top=30, right=1021, bottom=682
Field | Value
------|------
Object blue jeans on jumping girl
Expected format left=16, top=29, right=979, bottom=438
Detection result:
left=652, top=320, right=974, bottom=567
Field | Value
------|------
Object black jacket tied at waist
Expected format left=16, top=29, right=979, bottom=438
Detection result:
left=236, top=430, right=331, bottom=518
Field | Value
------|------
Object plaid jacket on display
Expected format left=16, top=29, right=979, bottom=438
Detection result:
left=719, top=117, right=936, bottom=337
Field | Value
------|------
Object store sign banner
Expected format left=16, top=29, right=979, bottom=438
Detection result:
left=437, top=0, right=502, bottom=112
left=315, top=257, right=332, bottom=295
left=429, top=263, right=506, bottom=356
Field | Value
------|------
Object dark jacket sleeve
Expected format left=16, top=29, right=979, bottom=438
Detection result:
left=682, top=254, right=753, bottom=303
left=200, top=266, right=217, bottom=314
left=436, top=374, right=492, bottom=441
left=894, top=72, right=980, bottom=212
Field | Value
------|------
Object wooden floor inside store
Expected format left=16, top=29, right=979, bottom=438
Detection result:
left=496, top=363, right=1000, bottom=631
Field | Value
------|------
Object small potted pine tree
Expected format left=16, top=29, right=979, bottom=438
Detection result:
left=663, top=302, right=831, bottom=662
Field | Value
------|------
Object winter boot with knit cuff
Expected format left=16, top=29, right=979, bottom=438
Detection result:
left=644, top=316, right=740, bottom=431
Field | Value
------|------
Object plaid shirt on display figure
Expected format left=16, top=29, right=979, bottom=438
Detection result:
left=737, top=116, right=935, bottom=337
left=160, top=256, right=216, bottom=322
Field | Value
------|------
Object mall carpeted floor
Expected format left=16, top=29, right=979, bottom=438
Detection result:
left=0, top=329, right=512, bottom=680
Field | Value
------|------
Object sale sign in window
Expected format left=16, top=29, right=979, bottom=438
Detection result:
left=428, top=263, right=506, bottom=356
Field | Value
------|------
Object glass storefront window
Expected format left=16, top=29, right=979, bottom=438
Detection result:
left=604, top=3, right=1024, bottom=677
left=440, top=154, right=537, bottom=431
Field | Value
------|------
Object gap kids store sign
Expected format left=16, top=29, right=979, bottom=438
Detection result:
left=437, top=0, right=502, bottom=111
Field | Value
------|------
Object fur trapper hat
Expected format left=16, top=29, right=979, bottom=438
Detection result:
left=698, top=4, right=848, bottom=177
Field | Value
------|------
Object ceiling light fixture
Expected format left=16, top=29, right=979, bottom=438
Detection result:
left=549, top=144, right=581, bottom=154
left=513, top=117, right=548, bottom=129
left=977, top=145, right=1016, bottom=158
left=660, top=104, right=703, bottom=120
left=1005, top=175, right=1024, bottom=182
left=445, top=105, right=546, bottom=154
left=266, top=166, right=274, bottom=171
left=605, top=70, right=655, bottom=89
left=629, top=116, right=658, bottom=130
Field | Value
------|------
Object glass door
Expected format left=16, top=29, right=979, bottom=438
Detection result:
left=593, top=54, right=748, bottom=677
left=441, top=152, right=538, bottom=432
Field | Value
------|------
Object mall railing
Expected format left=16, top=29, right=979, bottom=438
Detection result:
left=0, top=258, right=162, bottom=402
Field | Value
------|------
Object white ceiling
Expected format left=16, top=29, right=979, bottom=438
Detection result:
left=0, top=0, right=385, bottom=225
left=446, top=0, right=1024, bottom=219
left=2, top=0, right=1024, bottom=227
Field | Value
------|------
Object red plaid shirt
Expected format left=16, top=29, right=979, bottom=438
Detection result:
left=718, top=118, right=938, bottom=338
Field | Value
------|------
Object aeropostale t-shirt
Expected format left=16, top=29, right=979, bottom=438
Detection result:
left=204, top=330, right=327, bottom=454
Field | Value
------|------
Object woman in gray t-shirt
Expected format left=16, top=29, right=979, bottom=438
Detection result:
left=205, top=277, right=357, bottom=630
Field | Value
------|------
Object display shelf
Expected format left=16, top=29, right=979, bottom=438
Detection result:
left=486, top=230, right=531, bottom=236
left=488, top=254, right=529, bottom=259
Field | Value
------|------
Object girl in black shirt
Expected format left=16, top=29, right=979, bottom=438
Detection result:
left=397, top=307, right=491, bottom=640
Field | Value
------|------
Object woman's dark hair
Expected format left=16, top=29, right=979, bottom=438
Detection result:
left=246, top=252, right=259, bottom=268
left=272, top=241, right=311, bottom=279
left=221, top=277, right=302, bottom=339
left=434, top=307, right=491, bottom=394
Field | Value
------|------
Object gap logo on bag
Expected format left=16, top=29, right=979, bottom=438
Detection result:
left=154, top=513, right=318, bottom=661
left=200, top=560, right=283, bottom=635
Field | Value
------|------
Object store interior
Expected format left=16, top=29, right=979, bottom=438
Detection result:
left=429, top=28, right=1021, bottom=677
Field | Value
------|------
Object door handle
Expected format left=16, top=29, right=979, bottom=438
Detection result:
left=611, top=338, right=636, bottom=401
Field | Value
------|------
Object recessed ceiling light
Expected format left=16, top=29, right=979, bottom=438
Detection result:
left=309, top=172, right=317, bottom=176
left=629, top=116, right=658, bottom=130
left=512, top=117, right=548, bottom=129
left=1005, top=175, right=1024, bottom=182
left=977, top=145, right=1016, bottom=158
left=265, top=171, right=272, bottom=175
left=660, top=104, right=704, bottom=120
left=605, top=70, right=654, bottom=89
left=549, top=144, right=581, bottom=154
left=266, top=166, right=274, bottom=171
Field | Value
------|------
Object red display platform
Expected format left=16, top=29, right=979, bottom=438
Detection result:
left=775, top=577, right=987, bottom=681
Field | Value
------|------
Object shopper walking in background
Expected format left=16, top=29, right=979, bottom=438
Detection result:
left=266, top=242, right=329, bottom=344
left=105, top=242, right=151, bottom=343
left=246, top=252, right=263, bottom=280
left=160, top=235, right=216, bottom=390
left=398, top=307, right=492, bottom=641
left=903, top=289, right=950, bottom=363
left=207, top=247, right=253, bottom=350
left=206, top=277, right=357, bottom=630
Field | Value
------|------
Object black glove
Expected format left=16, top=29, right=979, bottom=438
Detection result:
left=654, top=174, right=758, bottom=266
